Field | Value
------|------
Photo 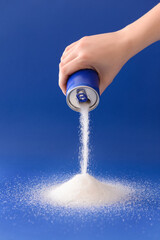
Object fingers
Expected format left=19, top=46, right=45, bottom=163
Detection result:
left=59, top=57, right=89, bottom=95
left=61, top=40, right=79, bottom=60
left=59, top=37, right=91, bottom=95
left=60, top=49, right=77, bottom=65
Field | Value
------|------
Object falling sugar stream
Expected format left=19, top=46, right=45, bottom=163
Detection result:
left=79, top=103, right=90, bottom=174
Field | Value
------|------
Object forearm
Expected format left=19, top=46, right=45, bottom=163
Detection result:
left=121, top=3, right=160, bottom=60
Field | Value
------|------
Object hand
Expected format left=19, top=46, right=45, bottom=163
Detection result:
left=59, top=3, right=160, bottom=96
left=59, top=30, right=130, bottom=95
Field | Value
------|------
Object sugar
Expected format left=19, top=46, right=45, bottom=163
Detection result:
left=0, top=102, right=159, bottom=218
left=20, top=103, right=134, bottom=209
left=42, top=173, right=132, bottom=208
left=37, top=103, right=133, bottom=208
left=79, top=103, right=90, bottom=174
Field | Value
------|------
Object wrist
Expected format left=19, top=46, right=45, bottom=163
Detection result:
left=116, top=27, right=136, bottom=63
left=118, top=24, right=147, bottom=62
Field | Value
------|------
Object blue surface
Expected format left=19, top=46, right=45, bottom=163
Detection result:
left=0, top=0, right=160, bottom=239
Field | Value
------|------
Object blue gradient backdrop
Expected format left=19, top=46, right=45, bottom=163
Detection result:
left=0, top=0, right=160, bottom=239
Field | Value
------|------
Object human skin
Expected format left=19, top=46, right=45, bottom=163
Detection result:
left=59, top=3, right=160, bottom=95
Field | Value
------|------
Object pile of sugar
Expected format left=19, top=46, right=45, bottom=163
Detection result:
left=42, top=173, right=132, bottom=208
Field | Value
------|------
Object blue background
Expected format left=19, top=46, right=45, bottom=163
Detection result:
left=0, top=0, right=160, bottom=239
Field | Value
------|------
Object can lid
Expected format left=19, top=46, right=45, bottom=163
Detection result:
left=66, top=86, right=99, bottom=112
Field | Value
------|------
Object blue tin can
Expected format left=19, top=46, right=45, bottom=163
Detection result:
left=66, top=69, right=100, bottom=112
